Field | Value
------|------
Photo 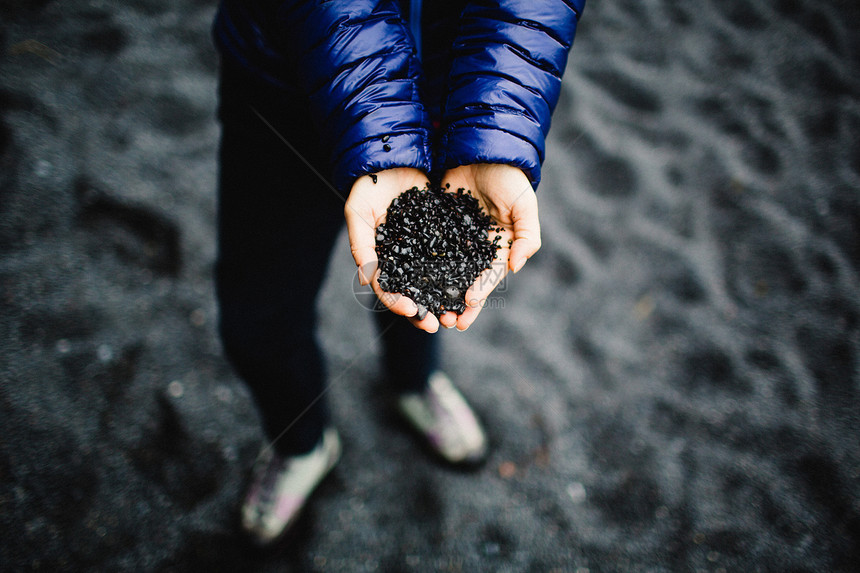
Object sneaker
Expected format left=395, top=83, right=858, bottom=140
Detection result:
left=241, top=427, right=341, bottom=544
left=397, top=371, right=488, bottom=465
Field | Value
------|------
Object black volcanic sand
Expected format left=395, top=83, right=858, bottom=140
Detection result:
left=376, top=185, right=502, bottom=319
left=1, top=1, right=859, bottom=571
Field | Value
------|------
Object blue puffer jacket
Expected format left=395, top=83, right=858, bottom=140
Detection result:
left=214, top=0, right=585, bottom=193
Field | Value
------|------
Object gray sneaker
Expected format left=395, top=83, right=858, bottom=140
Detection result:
left=397, top=371, right=488, bottom=465
left=241, top=427, right=341, bottom=544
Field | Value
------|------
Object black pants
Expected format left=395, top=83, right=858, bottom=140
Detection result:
left=215, top=60, right=438, bottom=456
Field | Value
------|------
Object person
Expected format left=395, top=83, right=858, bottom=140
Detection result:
left=212, top=0, right=585, bottom=544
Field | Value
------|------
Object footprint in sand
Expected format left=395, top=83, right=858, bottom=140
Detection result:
left=74, top=176, right=182, bottom=276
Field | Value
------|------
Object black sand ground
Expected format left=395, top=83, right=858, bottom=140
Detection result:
left=1, top=1, right=859, bottom=571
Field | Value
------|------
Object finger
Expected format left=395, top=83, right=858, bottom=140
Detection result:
left=346, top=224, right=378, bottom=285
left=509, top=237, right=538, bottom=274
left=455, top=303, right=482, bottom=331
left=344, top=198, right=379, bottom=286
left=371, top=279, right=419, bottom=317
left=407, top=311, right=440, bottom=333
left=352, top=247, right=377, bottom=286
left=438, top=311, right=458, bottom=329
left=464, top=259, right=508, bottom=310
left=508, top=191, right=541, bottom=273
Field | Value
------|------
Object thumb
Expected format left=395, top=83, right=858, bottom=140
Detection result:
left=507, top=188, right=541, bottom=273
left=344, top=191, right=379, bottom=286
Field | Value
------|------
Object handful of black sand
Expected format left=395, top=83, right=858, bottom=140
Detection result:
left=375, top=185, right=503, bottom=320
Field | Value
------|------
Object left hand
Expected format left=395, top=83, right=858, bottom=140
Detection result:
left=439, top=164, right=541, bottom=331
left=344, top=167, right=442, bottom=333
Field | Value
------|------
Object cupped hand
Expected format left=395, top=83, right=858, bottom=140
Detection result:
left=344, top=167, right=441, bottom=333
left=438, top=164, right=541, bottom=331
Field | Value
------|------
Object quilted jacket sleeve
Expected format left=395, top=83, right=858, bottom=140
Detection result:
left=274, top=1, right=433, bottom=193
left=437, top=0, right=585, bottom=189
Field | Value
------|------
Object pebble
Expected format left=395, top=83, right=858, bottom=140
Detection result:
left=167, top=380, right=184, bottom=398
left=375, top=185, right=501, bottom=318
left=567, top=482, right=587, bottom=504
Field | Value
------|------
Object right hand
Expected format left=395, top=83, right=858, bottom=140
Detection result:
left=344, top=167, right=441, bottom=333
left=438, top=164, right=541, bottom=331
